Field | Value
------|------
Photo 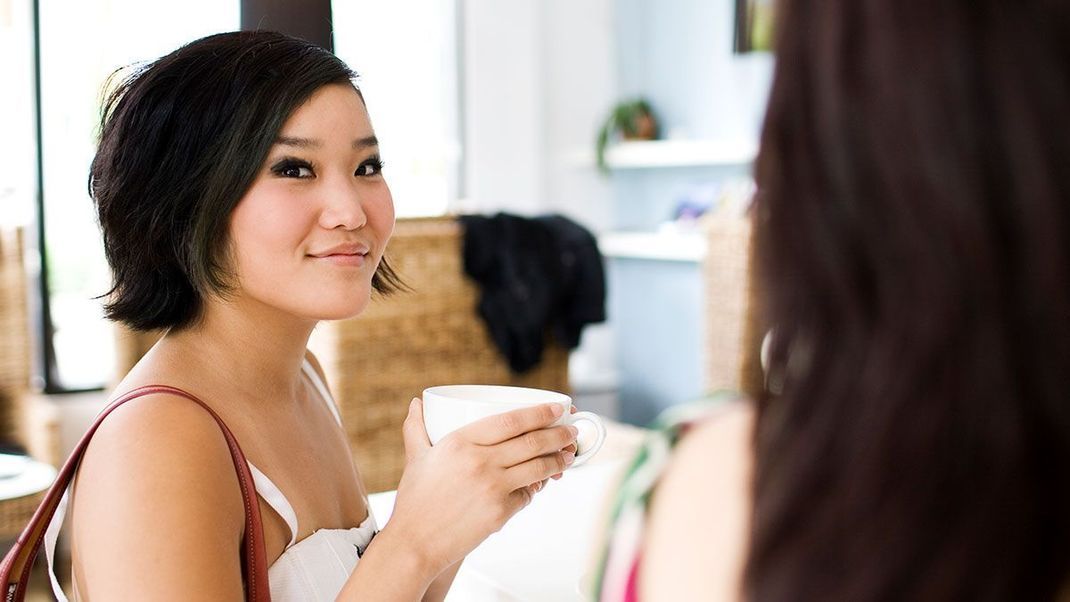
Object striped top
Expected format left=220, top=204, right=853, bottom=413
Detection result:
left=592, top=394, right=737, bottom=602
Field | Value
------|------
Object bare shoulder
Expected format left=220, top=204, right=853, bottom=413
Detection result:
left=70, top=392, right=247, bottom=599
left=639, top=402, right=755, bottom=602
left=670, top=402, right=754, bottom=474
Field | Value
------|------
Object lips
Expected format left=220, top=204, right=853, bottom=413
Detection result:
left=309, top=242, right=371, bottom=258
left=308, top=242, right=371, bottom=266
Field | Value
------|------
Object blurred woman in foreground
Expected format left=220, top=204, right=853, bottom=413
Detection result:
left=596, top=1, right=1070, bottom=599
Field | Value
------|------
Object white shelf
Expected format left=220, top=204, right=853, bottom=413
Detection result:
left=603, top=139, right=757, bottom=169
left=598, top=230, right=707, bottom=262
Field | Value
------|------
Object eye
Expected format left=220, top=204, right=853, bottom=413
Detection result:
left=356, top=156, right=385, bottom=177
left=271, top=158, right=315, bottom=179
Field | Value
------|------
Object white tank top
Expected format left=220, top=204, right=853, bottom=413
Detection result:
left=44, top=358, right=379, bottom=601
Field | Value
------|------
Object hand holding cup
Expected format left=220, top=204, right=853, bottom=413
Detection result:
left=422, top=385, right=607, bottom=467
left=388, top=392, right=592, bottom=574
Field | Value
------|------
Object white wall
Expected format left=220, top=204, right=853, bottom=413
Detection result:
left=461, top=0, right=545, bottom=217
left=461, top=0, right=618, bottom=231
left=537, top=0, right=618, bottom=233
left=616, top=0, right=772, bottom=143
left=458, top=0, right=773, bottom=418
left=461, top=0, right=773, bottom=222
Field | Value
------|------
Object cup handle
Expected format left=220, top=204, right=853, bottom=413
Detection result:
left=566, top=411, right=606, bottom=467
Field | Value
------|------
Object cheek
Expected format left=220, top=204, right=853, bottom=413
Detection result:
left=227, top=189, right=319, bottom=297
left=368, top=185, right=396, bottom=241
left=231, top=189, right=316, bottom=257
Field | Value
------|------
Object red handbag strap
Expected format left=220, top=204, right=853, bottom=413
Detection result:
left=0, top=385, right=271, bottom=601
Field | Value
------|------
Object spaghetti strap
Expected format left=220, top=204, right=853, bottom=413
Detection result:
left=301, top=358, right=342, bottom=426
left=247, top=359, right=338, bottom=550
left=248, top=462, right=299, bottom=548
left=43, top=489, right=70, bottom=602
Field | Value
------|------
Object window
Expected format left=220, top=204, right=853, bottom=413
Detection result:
left=0, top=0, right=36, bottom=230
left=37, top=0, right=238, bottom=389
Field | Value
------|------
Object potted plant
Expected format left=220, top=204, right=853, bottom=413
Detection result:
left=595, top=98, right=659, bottom=173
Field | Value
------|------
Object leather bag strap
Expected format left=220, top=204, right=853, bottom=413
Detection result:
left=0, top=385, right=271, bottom=601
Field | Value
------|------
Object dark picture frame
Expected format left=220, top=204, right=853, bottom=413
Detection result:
left=734, top=0, right=775, bottom=53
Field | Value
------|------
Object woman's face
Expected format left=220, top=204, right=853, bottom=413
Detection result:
left=227, top=83, right=395, bottom=322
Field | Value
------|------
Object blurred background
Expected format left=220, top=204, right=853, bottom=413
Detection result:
left=0, top=0, right=771, bottom=480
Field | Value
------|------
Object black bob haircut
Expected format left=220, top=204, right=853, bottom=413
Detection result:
left=90, top=30, right=403, bottom=332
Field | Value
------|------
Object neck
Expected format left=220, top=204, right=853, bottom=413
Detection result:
left=162, top=294, right=316, bottom=404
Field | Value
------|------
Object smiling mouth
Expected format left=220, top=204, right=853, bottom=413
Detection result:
left=308, top=240, right=372, bottom=265
left=308, top=250, right=369, bottom=267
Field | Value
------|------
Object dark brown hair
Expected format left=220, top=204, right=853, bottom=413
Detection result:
left=747, top=0, right=1070, bottom=599
left=90, top=31, right=403, bottom=331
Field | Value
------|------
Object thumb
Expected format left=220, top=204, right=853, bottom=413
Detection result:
left=402, top=397, right=432, bottom=462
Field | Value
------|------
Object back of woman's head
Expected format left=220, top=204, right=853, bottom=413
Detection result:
left=91, top=31, right=399, bottom=331
left=749, top=0, right=1070, bottom=599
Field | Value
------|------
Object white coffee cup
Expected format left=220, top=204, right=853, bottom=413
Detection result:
left=422, top=385, right=607, bottom=468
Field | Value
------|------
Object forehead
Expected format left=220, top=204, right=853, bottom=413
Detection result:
left=278, top=83, right=372, bottom=137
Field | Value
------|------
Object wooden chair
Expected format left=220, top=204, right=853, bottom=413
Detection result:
left=0, top=228, right=31, bottom=451
left=0, top=227, right=56, bottom=539
left=703, top=213, right=766, bottom=400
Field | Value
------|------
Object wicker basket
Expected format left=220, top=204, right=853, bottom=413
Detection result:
left=0, top=228, right=31, bottom=450
left=0, top=490, right=45, bottom=541
left=703, top=214, right=765, bottom=399
left=309, top=217, right=570, bottom=493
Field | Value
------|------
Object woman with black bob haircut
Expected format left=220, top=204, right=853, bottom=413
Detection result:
left=91, top=32, right=404, bottom=331
left=46, top=31, right=578, bottom=600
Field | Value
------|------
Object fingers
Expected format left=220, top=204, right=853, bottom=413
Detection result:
left=498, top=425, right=578, bottom=467
left=506, top=478, right=549, bottom=520
left=504, top=450, right=575, bottom=491
left=460, top=403, right=564, bottom=446
left=507, top=484, right=536, bottom=516
left=523, top=479, right=547, bottom=496
left=402, top=398, right=432, bottom=463
left=550, top=443, right=576, bottom=479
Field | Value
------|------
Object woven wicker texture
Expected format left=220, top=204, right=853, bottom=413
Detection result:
left=309, top=217, right=570, bottom=493
left=0, top=490, right=44, bottom=540
left=22, top=399, right=61, bottom=468
left=112, top=325, right=163, bottom=386
left=0, top=228, right=31, bottom=449
left=703, top=214, right=765, bottom=399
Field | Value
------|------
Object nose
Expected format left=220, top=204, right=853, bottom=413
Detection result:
left=318, top=174, right=367, bottom=231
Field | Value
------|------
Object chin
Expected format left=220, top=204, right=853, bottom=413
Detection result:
left=313, top=292, right=373, bottom=321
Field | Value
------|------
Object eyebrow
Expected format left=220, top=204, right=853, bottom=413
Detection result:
left=274, top=135, right=379, bottom=150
